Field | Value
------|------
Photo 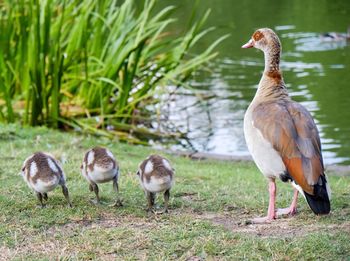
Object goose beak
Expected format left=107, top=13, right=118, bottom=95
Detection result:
left=242, top=39, right=254, bottom=48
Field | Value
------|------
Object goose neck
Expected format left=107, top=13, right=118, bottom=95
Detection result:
left=263, top=46, right=281, bottom=74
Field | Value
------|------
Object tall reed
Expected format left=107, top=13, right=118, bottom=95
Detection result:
left=0, top=0, right=227, bottom=141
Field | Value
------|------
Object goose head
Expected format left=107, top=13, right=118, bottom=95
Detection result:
left=242, top=28, right=281, bottom=53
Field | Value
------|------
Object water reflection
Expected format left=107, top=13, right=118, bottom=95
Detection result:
left=151, top=0, right=350, bottom=165
left=283, top=32, right=349, bottom=52
left=158, top=28, right=350, bottom=165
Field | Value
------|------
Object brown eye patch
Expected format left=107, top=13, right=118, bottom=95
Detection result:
left=253, top=31, right=264, bottom=41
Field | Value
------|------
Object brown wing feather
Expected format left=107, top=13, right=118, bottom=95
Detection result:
left=252, top=100, right=324, bottom=195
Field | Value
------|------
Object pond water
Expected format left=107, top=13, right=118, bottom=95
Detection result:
left=156, top=0, right=350, bottom=165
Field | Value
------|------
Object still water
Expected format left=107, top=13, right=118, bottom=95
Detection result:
left=156, top=0, right=350, bottom=165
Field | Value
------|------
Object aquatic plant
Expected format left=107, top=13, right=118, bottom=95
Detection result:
left=0, top=0, right=227, bottom=141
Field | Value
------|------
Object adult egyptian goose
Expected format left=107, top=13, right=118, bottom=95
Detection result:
left=242, top=28, right=331, bottom=223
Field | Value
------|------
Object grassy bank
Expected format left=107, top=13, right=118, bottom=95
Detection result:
left=0, top=124, right=349, bottom=260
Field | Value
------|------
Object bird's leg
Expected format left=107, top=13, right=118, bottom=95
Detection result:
left=267, top=180, right=277, bottom=219
left=43, top=193, right=48, bottom=201
left=146, top=192, right=156, bottom=213
left=163, top=189, right=170, bottom=213
left=62, top=185, right=73, bottom=208
left=153, top=189, right=171, bottom=214
left=251, top=179, right=276, bottom=223
left=36, top=192, right=45, bottom=208
left=109, top=176, right=123, bottom=207
left=90, top=182, right=101, bottom=205
left=277, top=188, right=298, bottom=216
left=151, top=192, right=156, bottom=206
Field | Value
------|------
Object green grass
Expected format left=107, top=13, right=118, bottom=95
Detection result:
left=0, top=124, right=349, bottom=260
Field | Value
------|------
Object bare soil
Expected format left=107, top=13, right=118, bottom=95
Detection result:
left=197, top=211, right=350, bottom=238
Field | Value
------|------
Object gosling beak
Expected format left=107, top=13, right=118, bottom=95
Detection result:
left=242, top=39, right=254, bottom=48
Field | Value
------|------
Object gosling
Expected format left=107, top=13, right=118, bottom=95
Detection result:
left=21, top=152, right=72, bottom=208
left=81, top=146, right=121, bottom=206
left=137, top=154, right=174, bottom=213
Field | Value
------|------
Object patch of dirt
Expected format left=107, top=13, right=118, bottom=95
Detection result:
left=0, top=246, right=12, bottom=261
left=45, top=213, right=158, bottom=236
left=186, top=256, right=204, bottom=261
left=194, top=211, right=350, bottom=238
left=176, top=192, right=205, bottom=202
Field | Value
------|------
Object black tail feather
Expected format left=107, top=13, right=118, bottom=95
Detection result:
left=304, top=175, right=330, bottom=215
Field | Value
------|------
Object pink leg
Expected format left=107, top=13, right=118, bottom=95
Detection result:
left=252, top=179, right=276, bottom=223
left=277, top=189, right=298, bottom=216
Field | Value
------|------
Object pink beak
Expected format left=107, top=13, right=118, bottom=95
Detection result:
left=242, top=39, right=254, bottom=48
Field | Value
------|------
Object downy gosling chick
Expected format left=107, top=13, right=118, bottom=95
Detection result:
left=81, top=146, right=122, bottom=206
left=137, top=155, right=174, bottom=213
left=21, top=152, right=72, bottom=208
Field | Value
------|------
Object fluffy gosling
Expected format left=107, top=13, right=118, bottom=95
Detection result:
left=81, top=146, right=121, bottom=206
left=137, top=154, right=174, bottom=213
left=21, top=152, right=72, bottom=208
